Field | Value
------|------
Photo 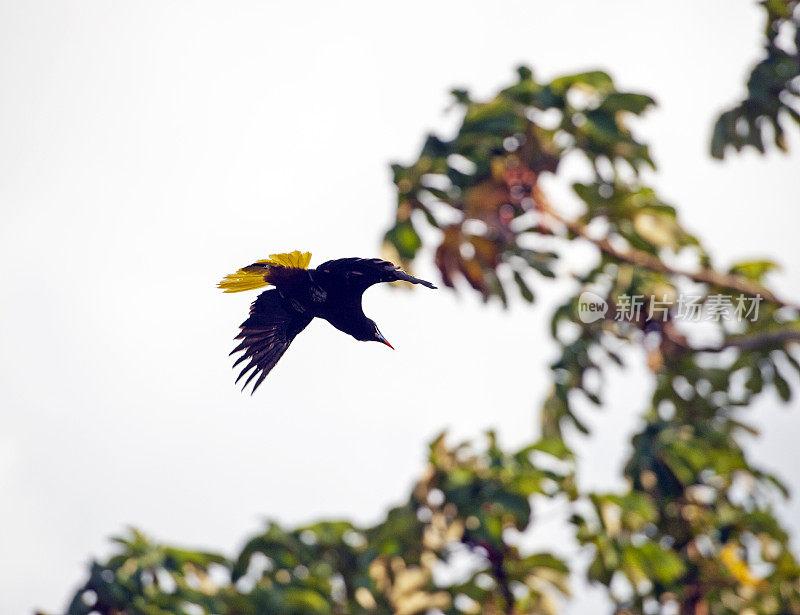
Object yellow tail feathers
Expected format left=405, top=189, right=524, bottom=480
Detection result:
left=218, top=250, right=312, bottom=293
left=265, top=251, right=312, bottom=269
left=218, top=264, right=273, bottom=293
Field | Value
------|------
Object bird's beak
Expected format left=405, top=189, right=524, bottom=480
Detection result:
left=375, top=330, right=394, bottom=349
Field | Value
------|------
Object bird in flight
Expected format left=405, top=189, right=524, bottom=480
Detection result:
left=219, top=251, right=436, bottom=393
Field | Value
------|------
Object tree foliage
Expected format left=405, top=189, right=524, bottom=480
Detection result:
left=712, top=0, right=800, bottom=158
left=379, top=59, right=800, bottom=614
left=61, top=434, right=574, bottom=615
left=56, top=3, right=800, bottom=614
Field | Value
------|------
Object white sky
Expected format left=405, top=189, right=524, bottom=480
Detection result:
left=1, top=2, right=799, bottom=613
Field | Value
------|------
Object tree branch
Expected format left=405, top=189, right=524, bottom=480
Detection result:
left=533, top=185, right=797, bottom=309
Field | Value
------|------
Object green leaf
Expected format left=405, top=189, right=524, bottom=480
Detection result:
left=773, top=366, right=792, bottom=402
left=513, top=270, right=535, bottom=303
left=383, top=219, right=421, bottom=260
left=529, top=437, right=574, bottom=460
left=729, top=259, right=780, bottom=281
left=601, top=92, right=656, bottom=114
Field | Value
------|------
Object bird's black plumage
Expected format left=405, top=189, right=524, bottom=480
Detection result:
left=223, top=256, right=435, bottom=393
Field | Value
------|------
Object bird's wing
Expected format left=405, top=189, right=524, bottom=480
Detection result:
left=316, top=258, right=437, bottom=293
left=230, top=289, right=313, bottom=393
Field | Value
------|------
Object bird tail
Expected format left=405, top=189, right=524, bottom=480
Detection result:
left=218, top=250, right=312, bottom=293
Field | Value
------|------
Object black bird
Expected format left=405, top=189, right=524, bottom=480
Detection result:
left=219, top=251, right=436, bottom=393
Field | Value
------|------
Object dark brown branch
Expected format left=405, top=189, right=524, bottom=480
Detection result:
left=533, top=185, right=797, bottom=309
left=664, top=323, right=800, bottom=354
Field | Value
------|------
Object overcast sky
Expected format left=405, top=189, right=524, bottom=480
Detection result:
left=2, top=2, right=799, bottom=613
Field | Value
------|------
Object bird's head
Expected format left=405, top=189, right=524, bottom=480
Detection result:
left=355, top=319, right=394, bottom=349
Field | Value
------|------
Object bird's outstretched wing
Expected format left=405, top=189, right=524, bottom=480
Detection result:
left=230, top=289, right=313, bottom=393
left=316, top=258, right=436, bottom=293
